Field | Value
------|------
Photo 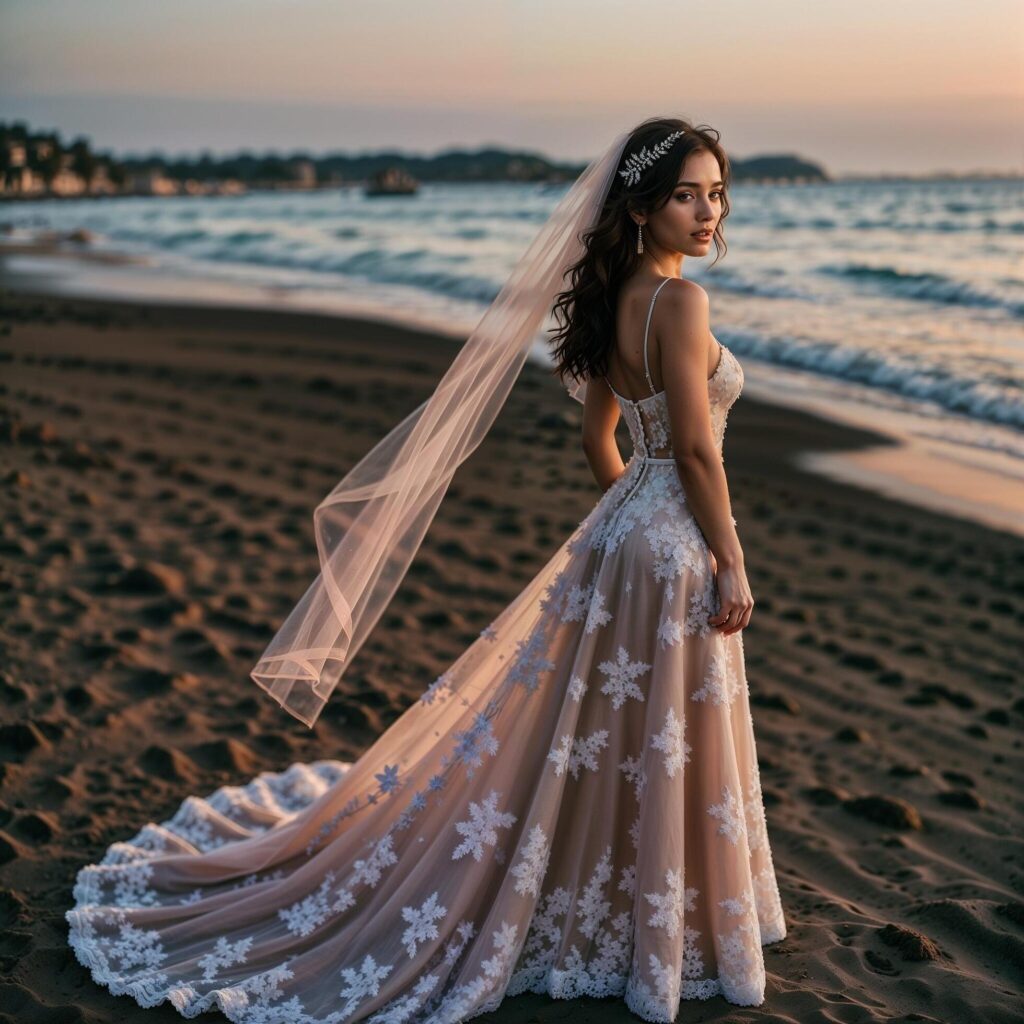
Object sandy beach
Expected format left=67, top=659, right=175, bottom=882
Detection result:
left=1, top=285, right=1021, bottom=1023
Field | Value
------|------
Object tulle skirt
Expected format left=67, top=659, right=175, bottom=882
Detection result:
left=67, top=456, right=786, bottom=1023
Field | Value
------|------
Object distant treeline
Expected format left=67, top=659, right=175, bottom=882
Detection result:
left=1, top=119, right=830, bottom=192
left=243, top=148, right=829, bottom=184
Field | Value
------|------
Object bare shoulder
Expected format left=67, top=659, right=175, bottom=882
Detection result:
left=658, top=277, right=709, bottom=316
left=655, top=279, right=710, bottom=350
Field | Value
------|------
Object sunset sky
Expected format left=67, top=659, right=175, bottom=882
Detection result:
left=2, top=0, right=1020, bottom=174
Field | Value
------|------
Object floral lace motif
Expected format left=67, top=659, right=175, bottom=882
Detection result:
left=607, top=343, right=743, bottom=463
left=65, top=342, right=789, bottom=1024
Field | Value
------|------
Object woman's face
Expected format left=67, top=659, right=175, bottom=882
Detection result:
left=637, top=148, right=724, bottom=256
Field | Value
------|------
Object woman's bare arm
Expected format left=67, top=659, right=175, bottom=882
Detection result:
left=658, top=280, right=744, bottom=569
left=581, top=380, right=627, bottom=492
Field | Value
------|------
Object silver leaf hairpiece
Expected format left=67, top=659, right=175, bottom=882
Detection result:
left=617, top=130, right=686, bottom=188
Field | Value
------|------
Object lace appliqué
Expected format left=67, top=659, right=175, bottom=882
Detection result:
left=451, top=790, right=517, bottom=862
left=708, top=347, right=744, bottom=459
left=597, top=645, right=651, bottom=709
left=650, top=707, right=691, bottom=777
left=691, top=644, right=742, bottom=707
left=547, top=730, right=610, bottom=780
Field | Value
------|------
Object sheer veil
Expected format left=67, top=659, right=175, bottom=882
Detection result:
left=250, top=127, right=632, bottom=727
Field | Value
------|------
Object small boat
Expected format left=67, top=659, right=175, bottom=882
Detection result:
left=364, top=167, right=419, bottom=196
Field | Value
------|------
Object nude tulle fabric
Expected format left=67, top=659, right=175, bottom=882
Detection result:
left=66, top=330, right=788, bottom=1022
left=249, top=128, right=632, bottom=728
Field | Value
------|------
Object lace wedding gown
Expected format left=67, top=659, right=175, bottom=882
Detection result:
left=66, top=280, right=787, bottom=1023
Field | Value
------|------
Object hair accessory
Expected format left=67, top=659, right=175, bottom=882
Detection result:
left=618, top=130, right=685, bottom=187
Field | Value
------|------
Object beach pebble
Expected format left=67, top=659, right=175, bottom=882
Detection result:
left=876, top=923, right=943, bottom=961
left=842, top=794, right=923, bottom=830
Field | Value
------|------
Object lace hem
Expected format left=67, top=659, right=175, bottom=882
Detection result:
left=464, top=919, right=788, bottom=1024
left=66, top=900, right=788, bottom=1024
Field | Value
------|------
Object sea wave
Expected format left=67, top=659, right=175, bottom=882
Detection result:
left=817, top=263, right=1024, bottom=317
left=721, top=327, right=1024, bottom=430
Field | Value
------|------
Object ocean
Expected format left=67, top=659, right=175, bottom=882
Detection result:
left=2, top=177, right=1022, bottom=531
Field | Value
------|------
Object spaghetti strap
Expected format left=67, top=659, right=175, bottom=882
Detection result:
left=643, top=277, right=673, bottom=396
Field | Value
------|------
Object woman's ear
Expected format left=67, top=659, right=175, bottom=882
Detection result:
left=626, top=206, right=646, bottom=228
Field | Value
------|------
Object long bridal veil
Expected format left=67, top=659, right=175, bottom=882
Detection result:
left=250, top=129, right=630, bottom=727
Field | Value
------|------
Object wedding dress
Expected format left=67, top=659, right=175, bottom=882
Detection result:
left=66, top=276, right=787, bottom=1023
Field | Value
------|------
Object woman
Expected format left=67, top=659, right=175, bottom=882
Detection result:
left=66, top=116, right=787, bottom=1023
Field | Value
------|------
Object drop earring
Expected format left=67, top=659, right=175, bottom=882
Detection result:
left=636, top=222, right=644, bottom=255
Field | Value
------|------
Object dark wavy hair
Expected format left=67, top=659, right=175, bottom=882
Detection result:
left=548, top=116, right=731, bottom=391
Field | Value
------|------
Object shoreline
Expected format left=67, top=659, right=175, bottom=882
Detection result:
left=2, top=240, right=1021, bottom=538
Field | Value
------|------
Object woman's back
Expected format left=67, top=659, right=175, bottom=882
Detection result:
left=606, top=277, right=720, bottom=401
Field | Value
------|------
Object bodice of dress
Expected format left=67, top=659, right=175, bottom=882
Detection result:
left=604, top=277, right=744, bottom=463
left=611, top=343, right=744, bottom=461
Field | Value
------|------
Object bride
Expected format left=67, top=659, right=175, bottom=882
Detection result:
left=66, top=116, right=787, bottom=1023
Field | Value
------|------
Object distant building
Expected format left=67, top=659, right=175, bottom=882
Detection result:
left=1, top=138, right=42, bottom=194
left=125, top=168, right=180, bottom=196
left=2, top=165, right=44, bottom=195
left=50, top=166, right=87, bottom=195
